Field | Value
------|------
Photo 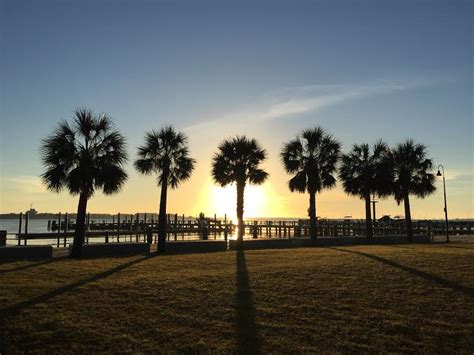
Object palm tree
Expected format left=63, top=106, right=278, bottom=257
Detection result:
left=41, top=109, right=128, bottom=257
left=212, top=136, right=268, bottom=241
left=390, top=139, right=436, bottom=242
left=134, top=127, right=195, bottom=253
left=281, top=127, right=340, bottom=239
left=339, top=141, right=393, bottom=240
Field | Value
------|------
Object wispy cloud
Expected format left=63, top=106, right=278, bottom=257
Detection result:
left=444, top=172, right=474, bottom=188
left=184, top=78, right=436, bottom=131
left=1, top=176, right=45, bottom=194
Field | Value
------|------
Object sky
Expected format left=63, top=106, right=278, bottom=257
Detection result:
left=0, top=0, right=472, bottom=220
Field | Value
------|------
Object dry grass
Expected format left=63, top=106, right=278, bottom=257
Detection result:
left=1, top=237, right=473, bottom=353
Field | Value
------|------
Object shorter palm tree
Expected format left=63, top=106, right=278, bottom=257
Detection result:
left=281, top=127, right=340, bottom=239
left=339, top=141, right=393, bottom=240
left=134, top=127, right=195, bottom=253
left=390, top=139, right=436, bottom=242
left=212, top=136, right=268, bottom=241
left=41, top=109, right=128, bottom=257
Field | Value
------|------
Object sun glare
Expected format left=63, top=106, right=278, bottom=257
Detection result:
left=211, top=184, right=266, bottom=219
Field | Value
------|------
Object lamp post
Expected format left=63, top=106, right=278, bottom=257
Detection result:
left=436, top=165, right=449, bottom=243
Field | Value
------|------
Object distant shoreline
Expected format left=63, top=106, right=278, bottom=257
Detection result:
left=0, top=213, right=116, bottom=219
left=0, top=214, right=472, bottom=222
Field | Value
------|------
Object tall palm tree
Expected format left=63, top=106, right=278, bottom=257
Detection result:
left=339, top=141, right=393, bottom=240
left=41, top=109, right=128, bottom=257
left=134, top=127, right=195, bottom=253
left=212, top=136, right=268, bottom=241
left=281, top=127, right=340, bottom=239
left=390, top=139, right=436, bottom=242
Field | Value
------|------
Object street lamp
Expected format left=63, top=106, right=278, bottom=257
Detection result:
left=436, top=165, right=449, bottom=243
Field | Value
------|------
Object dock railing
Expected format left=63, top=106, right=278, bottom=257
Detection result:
left=11, top=212, right=473, bottom=247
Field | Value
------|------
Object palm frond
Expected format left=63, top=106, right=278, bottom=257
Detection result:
left=40, top=109, right=128, bottom=197
left=135, top=127, right=195, bottom=188
left=212, top=135, right=268, bottom=187
left=391, top=139, right=436, bottom=201
left=339, top=140, right=392, bottom=199
left=288, top=171, right=307, bottom=193
left=281, top=126, right=340, bottom=194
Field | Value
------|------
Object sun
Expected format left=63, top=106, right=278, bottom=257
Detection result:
left=211, top=184, right=266, bottom=220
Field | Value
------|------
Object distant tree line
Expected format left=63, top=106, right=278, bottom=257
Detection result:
left=41, top=109, right=436, bottom=257
left=0, top=212, right=115, bottom=219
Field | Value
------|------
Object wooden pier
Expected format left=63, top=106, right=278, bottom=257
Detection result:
left=11, top=212, right=474, bottom=247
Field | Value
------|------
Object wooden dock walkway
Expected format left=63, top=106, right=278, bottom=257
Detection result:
left=9, top=212, right=473, bottom=247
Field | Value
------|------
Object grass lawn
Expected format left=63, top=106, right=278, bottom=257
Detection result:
left=1, top=238, right=473, bottom=353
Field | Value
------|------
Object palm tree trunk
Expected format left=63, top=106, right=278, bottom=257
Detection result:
left=236, top=181, right=245, bottom=242
left=158, top=171, right=169, bottom=254
left=309, top=190, right=317, bottom=240
left=365, top=195, right=373, bottom=240
left=404, top=193, right=413, bottom=242
left=71, top=190, right=88, bottom=258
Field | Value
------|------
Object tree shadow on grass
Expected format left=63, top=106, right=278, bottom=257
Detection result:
left=439, top=244, right=474, bottom=251
left=0, top=254, right=156, bottom=318
left=330, top=247, right=474, bottom=298
left=235, top=247, right=261, bottom=354
left=0, top=257, right=68, bottom=275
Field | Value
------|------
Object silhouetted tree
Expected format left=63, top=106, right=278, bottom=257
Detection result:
left=339, top=141, right=393, bottom=240
left=41, top=109, right=128, bottom=257
left=281, top=127, right=340, bottom=239
left=212, top=136, right=268, bottom=241
left=134, top=127, right=195, bottom=253
left=390, top=139, right=436, bottom=242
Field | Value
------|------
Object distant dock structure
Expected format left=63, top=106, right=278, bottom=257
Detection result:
left=10, top=211, right=474, bottom=247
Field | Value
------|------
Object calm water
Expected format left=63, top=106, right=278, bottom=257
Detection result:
left=2, top=217, right=470, bottom=247
left=0, top=218, right=52, bottom=234
left=1, top=219, right=49, bottom=246
left=0, top=217, right=297, bottom=246
left=0, top=218, right=116, bottom=246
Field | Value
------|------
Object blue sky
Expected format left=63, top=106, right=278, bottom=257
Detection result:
left=0, top=0, right=472, bottom=218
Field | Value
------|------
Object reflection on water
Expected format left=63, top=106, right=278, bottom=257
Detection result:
left=1, top=218, right=293, bottom=247
left=0, top=218, right=53, bottom=235
left=0, top=218, right=110, bottom=246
